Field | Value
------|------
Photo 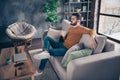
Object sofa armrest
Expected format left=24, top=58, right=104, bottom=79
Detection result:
left=67, top=51, right=120, bottom=80
left=42, top=30, right=48, bottom=39
left=41, top=30, right=48, bottom=47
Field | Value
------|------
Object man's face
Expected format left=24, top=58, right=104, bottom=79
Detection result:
left=70, top=16, right=77, bottom=26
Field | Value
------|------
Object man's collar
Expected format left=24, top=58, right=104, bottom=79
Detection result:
left=72, top=24, right=81, bottom=28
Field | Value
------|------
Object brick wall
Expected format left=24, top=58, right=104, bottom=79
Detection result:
left=0, top=0, right=63, bottom=39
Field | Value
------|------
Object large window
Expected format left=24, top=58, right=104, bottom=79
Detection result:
left=98, top=0, right=120, bottom=43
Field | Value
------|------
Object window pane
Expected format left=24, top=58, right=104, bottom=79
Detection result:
left=100, top=0, right=120, bottom=15
left=99, top=15, right=120, bottom=41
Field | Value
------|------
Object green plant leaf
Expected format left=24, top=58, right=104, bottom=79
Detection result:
left=5, top=56, right=11, bottom=61
left=43, top=0, right=59, bottom=23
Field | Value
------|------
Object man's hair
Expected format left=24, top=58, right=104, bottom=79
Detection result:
left=71, top=13, right=81, bottom=20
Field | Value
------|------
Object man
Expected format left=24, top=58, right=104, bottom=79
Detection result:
left=34, top=13, right=96, bottom=75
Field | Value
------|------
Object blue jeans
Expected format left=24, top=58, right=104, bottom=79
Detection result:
left=39, top=36, right=68, bottom=70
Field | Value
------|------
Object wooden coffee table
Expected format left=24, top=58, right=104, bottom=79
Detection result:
left=0, top=46, right=35, bottom=80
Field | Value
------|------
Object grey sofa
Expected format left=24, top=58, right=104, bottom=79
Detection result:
left=42, top=29, right=120, bottom=80
left=42, top=19, right=120, bottom=80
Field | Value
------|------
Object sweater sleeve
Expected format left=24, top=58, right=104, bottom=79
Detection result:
left=81, top=27, right=96, bottom=35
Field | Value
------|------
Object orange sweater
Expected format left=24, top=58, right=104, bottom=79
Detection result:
left=63, top=26, right=96, bottom=49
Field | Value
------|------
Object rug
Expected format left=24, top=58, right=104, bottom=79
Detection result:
left=24, top=49, right=59, bottom=80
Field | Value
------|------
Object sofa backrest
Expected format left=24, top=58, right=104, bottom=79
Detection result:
left=103, top=41, right=115, bottom=52
left=79, top=34, right=115, bottom=54
left=42, top=31, right=115, bottom=53
left=42, top=19, right=115, bottom=53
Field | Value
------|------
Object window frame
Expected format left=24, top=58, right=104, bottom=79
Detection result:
left=97, top=0, right=120, bottom=43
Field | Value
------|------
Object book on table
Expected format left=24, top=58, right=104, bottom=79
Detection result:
left=14, top=53, right=27, bottom=62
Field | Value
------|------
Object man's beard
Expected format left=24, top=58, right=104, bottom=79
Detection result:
left=70, top=21, right=77, bottom=26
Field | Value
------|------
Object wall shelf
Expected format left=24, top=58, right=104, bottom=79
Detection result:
left=65, top=1, right=92, bottom=4
left=63, top=0, right=92, bottom=27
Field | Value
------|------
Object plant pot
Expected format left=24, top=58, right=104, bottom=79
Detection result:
left=6, top=59, right=12, bottom=64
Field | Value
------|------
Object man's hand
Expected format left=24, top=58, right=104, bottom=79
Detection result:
left=61, top=30, right=67, bottom=39
left=90, top=36, right=96, bottom=49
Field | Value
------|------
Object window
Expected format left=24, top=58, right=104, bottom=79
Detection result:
left=98, top=0, right=120, bottom=43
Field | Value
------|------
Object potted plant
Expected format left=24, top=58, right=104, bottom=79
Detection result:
left=5, top=56, right=11, bottom=64
left=43, top=0, right=59, bottom=26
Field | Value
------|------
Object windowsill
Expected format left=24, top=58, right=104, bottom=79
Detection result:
left=106, top=32, right=120, bottom=42
left=97, top=32, right=120, bottom=44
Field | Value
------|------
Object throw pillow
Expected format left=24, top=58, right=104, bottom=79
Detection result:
left=49, top=24, right=62, bottom=30
left=61, top=43, right=83, bottom=65
left=79, top=34, right=96, bottom=49
left=92, top=35, right=107, bottom=54
left=62, top=49, right=93, bottom=68
left=79, top=34, right=107, bottom=54
left=47, top=28, right=61, bottom=42
left=61, top=34, right=94, bottom=65
left=61, top=19, right=71, bottom=31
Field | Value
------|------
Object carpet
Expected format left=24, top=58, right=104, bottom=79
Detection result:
left=27, top=49, right=59, bottom=80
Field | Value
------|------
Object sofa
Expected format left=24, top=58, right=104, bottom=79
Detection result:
left=42, top=20, right=120, bottom=80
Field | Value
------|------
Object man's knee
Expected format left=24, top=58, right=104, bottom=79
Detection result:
left=44, top=36, right=52, bottom=41
left=49, top=49, right=55, bottom=55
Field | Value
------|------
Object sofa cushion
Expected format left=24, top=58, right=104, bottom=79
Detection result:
left=49, top=24, right=62, bottom=30
left=79, top=34, right=107, bottom=54
left=61, top=43, right=83, bottom=65
left=47, top=28, right=61, bottom=42
left=78, top=34, right=96, bottom=49
left=61, top=34, right=97, bottom=65
left=61, top=19, right=71, bottom=31
left=61, top=19, right=71, bottom=38
left=61, top=30, right=68, bottom=38
left=47, top=19, right=71, bottom=42
left=93, top=35, right=107, bottom=54
left=102, top=41, right=114, bottom=52
left=61, top=34, right=93, bottom=65
left=62, top=49, right=93, bottom=68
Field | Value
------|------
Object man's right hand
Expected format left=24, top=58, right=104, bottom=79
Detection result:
left=90, top=36, right=96, bottom=49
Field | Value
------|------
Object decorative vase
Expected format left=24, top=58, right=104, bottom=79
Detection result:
left=77, top=0, right=80, bottom=2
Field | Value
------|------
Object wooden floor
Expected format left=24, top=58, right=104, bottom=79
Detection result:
left=29, top=38, right=42, bottom=50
